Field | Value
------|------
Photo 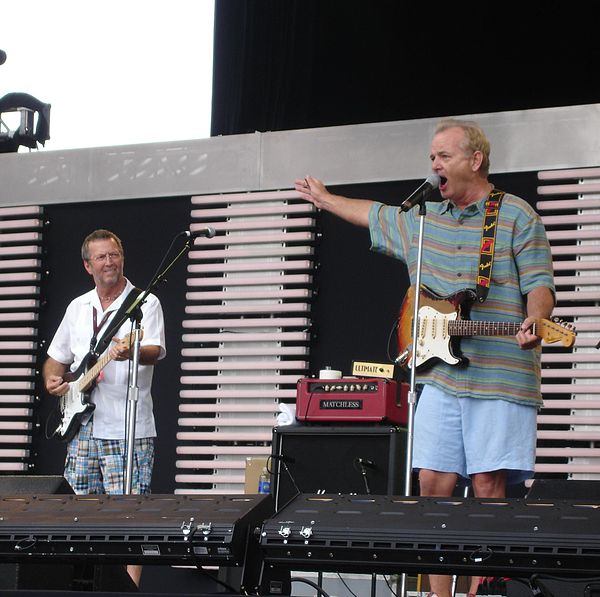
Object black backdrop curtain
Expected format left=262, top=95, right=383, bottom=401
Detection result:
left=211, top=0, right=600, bottom=137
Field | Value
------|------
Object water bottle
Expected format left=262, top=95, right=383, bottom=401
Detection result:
left=258, top=466, right=271, bottom=494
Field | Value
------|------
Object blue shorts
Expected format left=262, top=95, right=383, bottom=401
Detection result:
left=64, top=420, right=154, bottom=495
left=413, top=385, right=537, bottom=485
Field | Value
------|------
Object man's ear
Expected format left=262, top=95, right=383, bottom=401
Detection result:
left=83, top=259, right=93, bottom=275
left=471, top=150, right=484, bottom=172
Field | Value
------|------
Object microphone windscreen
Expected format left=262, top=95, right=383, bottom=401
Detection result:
left=426, top=173, right=441, bottom=188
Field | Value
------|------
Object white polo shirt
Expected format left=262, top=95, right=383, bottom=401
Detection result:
left=47, top=278, right=166, bottom=439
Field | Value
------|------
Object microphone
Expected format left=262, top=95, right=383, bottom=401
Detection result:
left=0, top=50, right=6, bottom=65
left=184, top=227, right=216, bottom=239
left=399, top=174, right=441, bottom=212
left=355, top=457, right=375, bottom=468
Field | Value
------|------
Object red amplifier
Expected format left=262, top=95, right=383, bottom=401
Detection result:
left=295, top=377, right=408, bottom=425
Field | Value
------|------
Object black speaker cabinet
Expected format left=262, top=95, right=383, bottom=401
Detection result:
left=271, top=424, right=406, bottom=510
left=0, top=476, right=133, bottom=592
left=0, top=475, right=74, bottom=495
left=0, top=475, right=74, bottom=590
left=528, top=478, right=600, bottom=499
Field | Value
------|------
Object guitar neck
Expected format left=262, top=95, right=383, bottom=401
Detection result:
left=77, top=352, right=113, bottom=392
left=448, top=320, right=524, bottom=337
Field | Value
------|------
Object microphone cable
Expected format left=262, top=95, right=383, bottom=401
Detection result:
left=267, top=454, right=301, bottom=508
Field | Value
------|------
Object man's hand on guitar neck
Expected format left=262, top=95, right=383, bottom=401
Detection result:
left=108, top=333, right=161, bottom=366
left=518, top=286, right=556, bottom=350
left=516, top=316, right=542, bottom=350
left=108, top=335, right=131, bottom=362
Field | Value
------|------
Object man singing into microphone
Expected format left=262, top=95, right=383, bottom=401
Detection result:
left=294, top=119, right=555, bottom=597
left=42, top=229, right=165, bottom=586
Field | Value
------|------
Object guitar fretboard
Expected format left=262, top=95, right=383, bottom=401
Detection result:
left=77, top=351, right=113, bottom=392
left=75, top=333, right=138, bottom=392
left=448, top=320, right=527, bottom=337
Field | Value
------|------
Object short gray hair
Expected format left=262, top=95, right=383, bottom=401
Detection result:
left=81, top=229, right=124, bottom=261
left=435, top=118, right=491, bottom=175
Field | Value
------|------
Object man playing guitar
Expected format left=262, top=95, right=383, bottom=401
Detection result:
left=42, top=229, right=166, bottom=586
left=294, top=119, right=556, bottom=597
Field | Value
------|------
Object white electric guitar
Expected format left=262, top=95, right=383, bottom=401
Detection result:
left=53, top=332, right=141, bottom=442
left=397, top=285, right=576, bottom=370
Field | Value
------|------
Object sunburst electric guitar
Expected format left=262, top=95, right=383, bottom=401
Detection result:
left=53, top=331, right=141, bottom=442
left=397, top=285, right=575, bottom=370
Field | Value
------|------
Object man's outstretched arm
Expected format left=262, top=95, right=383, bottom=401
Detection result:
left=294, top=175, right=373, bottom=228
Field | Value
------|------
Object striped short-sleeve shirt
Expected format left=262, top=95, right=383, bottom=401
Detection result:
left=369, top=191, right=555, bottom=406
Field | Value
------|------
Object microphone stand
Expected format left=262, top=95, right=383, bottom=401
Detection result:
left=403, top=199, right=427, bottom=497
left=104, top=233, right=196, bottom=494
left=399, top=198, right=429, bottom=597
left=123, top=308, right=143, bottom=493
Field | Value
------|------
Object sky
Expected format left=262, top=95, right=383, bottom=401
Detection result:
left=0, top=1, right=215, bottom=151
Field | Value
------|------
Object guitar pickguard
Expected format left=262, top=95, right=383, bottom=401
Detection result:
left=414, top=304, right=462, bottom=368
left=56, top=379, right=96, bottom=442
left=397, top=285, right=474, bottom=370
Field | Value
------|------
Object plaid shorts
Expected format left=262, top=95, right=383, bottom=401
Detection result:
left=64, top=420, right=154, bottom=495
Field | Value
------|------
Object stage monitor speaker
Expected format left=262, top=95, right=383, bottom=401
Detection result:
left=260, top=493, right=600, bottom=577
left=528, top=478, right=599, bottom=499
left=0, top=493, right=272, bottom=566
left=0, top=475, right=74, bottom=495
left=0, top=475, right=74, bottom=590
left=271, top=425, right=406, bottom=511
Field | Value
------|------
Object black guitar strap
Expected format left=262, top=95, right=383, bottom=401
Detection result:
left=476, top=188, right=505, bottom=303
left=90, top=287, right=142, bottom=358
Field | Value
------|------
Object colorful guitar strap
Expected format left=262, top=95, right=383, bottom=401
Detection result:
left=476, top=188, right=505, bottom=303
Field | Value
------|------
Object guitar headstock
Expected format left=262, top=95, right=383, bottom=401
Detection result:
left=538, top=318, right=576, bottom=347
